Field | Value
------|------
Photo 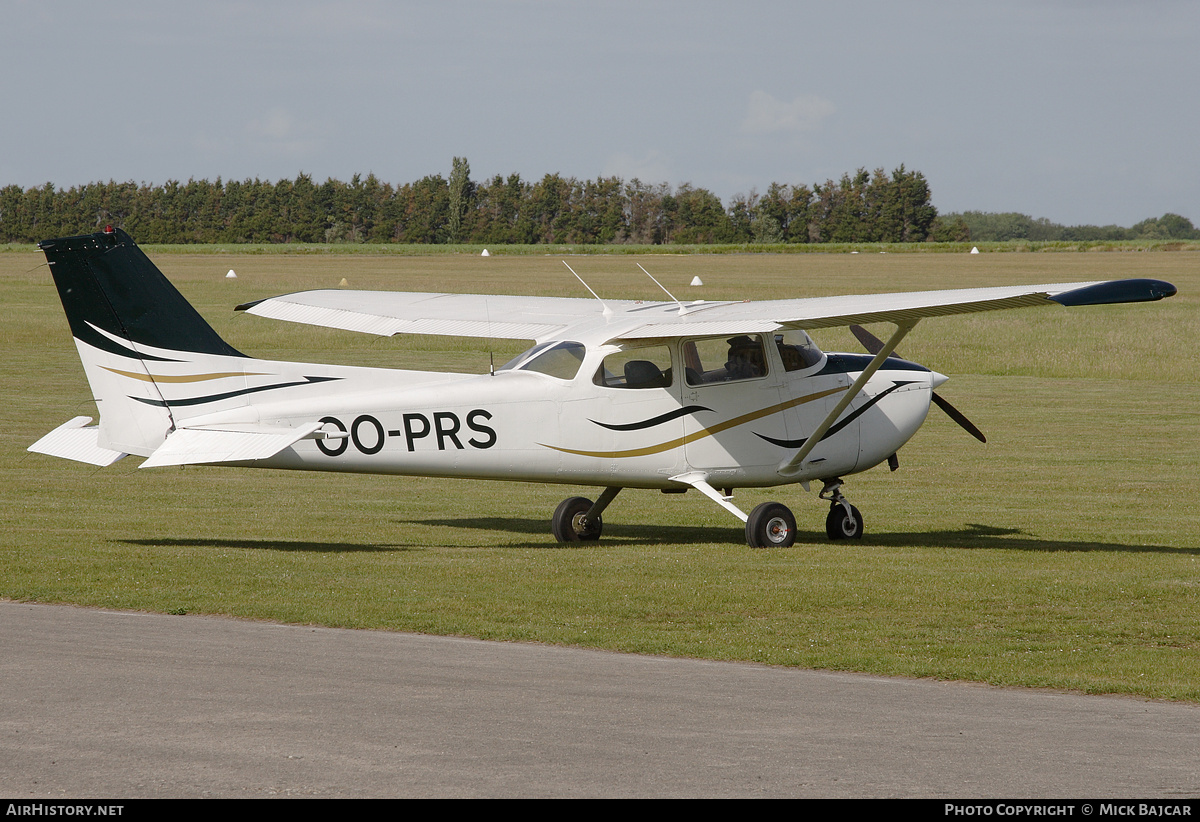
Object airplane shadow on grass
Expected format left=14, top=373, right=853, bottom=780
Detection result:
left=118, top=537, right=413, bottom=553
left=411, top=518, right=1199, bottom=555
left=118, top=522, right=1196, bottom=555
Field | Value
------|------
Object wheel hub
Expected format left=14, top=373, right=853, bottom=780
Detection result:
left=765, top=516, right=791, bottom=544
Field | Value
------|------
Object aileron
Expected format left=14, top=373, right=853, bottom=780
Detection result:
left=237, top=290, right=609, bottom=341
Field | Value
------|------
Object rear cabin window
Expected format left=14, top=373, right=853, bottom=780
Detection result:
left=594, top=345, right=673, bottom=389
left=683, top=335, right=769, bottom=385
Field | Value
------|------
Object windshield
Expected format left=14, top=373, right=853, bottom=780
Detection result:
left=774, top=329, right=824, bottom=372
left=497, top=340, right=586, bottom=381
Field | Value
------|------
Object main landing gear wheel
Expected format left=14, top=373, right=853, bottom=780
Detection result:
left=551, top=496, right=603, bottom=543
left=746, top=502, right=797, bottom=548
left=825, top=503, right=864, bottom=540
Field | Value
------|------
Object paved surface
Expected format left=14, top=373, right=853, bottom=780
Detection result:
left=1, top=600, right=1196, bottom=798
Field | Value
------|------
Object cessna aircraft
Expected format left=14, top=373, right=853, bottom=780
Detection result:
left=30, top=227, right=1176, bottom=547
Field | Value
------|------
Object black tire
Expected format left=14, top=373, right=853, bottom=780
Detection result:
left=745, top=502, right=797, bottom=548
left=825, top=503, right=864, bottom=540
left=551, top=496, right=602, bottom=543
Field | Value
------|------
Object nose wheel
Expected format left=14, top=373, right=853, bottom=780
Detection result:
left=820, top=479, right=864, bottom=540
left=825, top=502, right=864, bottom=539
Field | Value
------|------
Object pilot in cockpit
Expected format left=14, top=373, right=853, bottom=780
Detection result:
left=724, top=335, right=766, bottom=380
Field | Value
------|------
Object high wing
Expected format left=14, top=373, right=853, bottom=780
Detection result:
left=236, top=290, right=625, bottom=342
left=237, top=279, right=1177, bottom=344
left=614, top=278, right=1178, bottom=337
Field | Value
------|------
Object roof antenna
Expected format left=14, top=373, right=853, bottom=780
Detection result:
left=562, top=261, right=613, bottom=317
left=637, top=263, right=690, bottom=315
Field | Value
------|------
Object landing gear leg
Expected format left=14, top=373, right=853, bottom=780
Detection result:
left=820, top=478, right=864, bottom=540
left=551, top=487, right=621, bottom=543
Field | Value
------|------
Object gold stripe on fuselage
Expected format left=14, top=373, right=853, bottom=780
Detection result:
left=100, top=366, right=271, bottom=383
left=541, top=385, right=846, bottom=458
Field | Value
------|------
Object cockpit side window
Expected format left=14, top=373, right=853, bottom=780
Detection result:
left=683, top=334, right=769, bottom=385
left=594, top=344, right=673, bottom=389
left=498, top=340, right=586, bottom=380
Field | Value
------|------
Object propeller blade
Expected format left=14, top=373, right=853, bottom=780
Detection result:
left=931, top=392, right=987, bottom=443
left=849, top=324, right=885, bottom=355
left=848, top=325, right=986, bottom=443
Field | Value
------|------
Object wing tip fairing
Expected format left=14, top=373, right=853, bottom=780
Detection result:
left=1050, top=278, right=1177, bottom=307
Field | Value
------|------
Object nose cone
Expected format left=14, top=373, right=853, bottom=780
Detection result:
left=931, top=370, right=950, bottom=390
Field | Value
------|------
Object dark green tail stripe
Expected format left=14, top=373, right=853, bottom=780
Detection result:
left=39, top=228, right=244, bottom=359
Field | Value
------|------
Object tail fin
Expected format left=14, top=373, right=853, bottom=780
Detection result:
left=39, top=227, right=242, bottom=359
left=38, top=227, right=246, bottom=457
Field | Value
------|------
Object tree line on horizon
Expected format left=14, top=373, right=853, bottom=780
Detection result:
left=0, top=159, right=1191, bottom=245
left=942, top=210, right=1199, bottom=242
left=0, top=160, right=951, bottom=245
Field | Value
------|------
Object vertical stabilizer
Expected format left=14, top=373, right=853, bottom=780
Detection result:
left=38, top=227, right=246, bottom=456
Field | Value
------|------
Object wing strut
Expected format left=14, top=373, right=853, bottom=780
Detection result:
left=778, top=320, right=919, bottom=477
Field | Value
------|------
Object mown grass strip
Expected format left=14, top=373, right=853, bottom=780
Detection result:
left=3, top=248, right=1197, bottom=700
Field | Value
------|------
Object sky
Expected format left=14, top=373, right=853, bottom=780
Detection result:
left=3, top=0, right=1196, bottom=227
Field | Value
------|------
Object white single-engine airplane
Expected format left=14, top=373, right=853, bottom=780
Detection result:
left=30, top=227, right=1176, bottom=547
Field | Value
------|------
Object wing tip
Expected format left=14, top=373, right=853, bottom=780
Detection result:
left=1050, top=279, right=1177, bottom=307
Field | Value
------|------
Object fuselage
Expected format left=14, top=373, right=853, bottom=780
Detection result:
left=162, top=333, right=940, bottom=489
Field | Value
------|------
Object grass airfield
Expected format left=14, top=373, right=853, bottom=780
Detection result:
left=2, top=245, right=1198, bottom=701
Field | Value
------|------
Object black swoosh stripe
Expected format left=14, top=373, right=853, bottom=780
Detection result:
left=130, top=376, right=342, bottom=408
left=590, top=405, right=714, bottom=432
left=754, top=382, right=912, bottom=448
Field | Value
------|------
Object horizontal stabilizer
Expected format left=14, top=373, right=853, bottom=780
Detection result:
left=28, top=417, right=128, bottom=466
left=140, top=421, right=326, bottom=468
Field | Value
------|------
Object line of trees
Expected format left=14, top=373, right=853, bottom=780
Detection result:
left=942, top=211, right=1200, bottom=242
left=0, top=160, right=959, bottom=245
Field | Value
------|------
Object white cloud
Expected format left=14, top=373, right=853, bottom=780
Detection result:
left=740, top=91, right=835, bottom=136
left=248, top=108, right=298, bottom=142
left=245, top=107, right=324, bottom=159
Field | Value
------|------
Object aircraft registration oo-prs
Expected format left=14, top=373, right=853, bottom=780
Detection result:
left=30, top=228, right=1177, bottom=547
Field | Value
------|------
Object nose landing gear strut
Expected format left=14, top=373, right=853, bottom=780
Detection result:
left=820, top=478, right=864, bottom=540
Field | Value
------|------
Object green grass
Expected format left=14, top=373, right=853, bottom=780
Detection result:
left=3, top=247, right=1198, bottom=700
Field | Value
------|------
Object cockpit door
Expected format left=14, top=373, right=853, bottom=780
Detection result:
left=563, top=342, right=687, bottom=480
left=679, top=334, right=785, bottom=479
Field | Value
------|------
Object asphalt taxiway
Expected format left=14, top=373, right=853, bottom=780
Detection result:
left=1, top=600, right=1196, bottom=798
